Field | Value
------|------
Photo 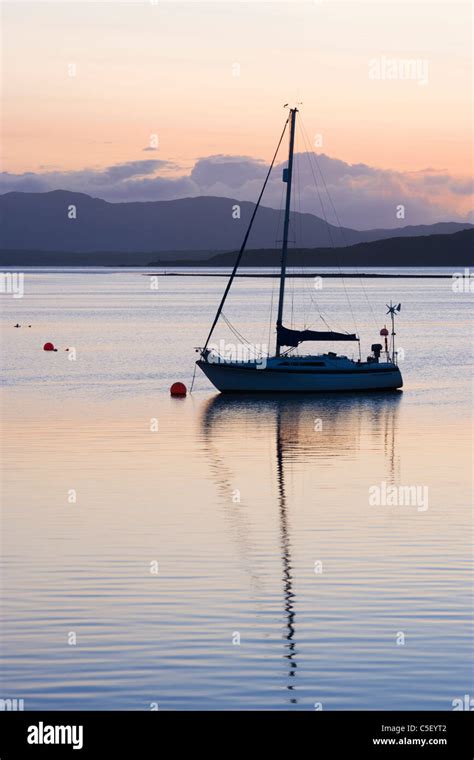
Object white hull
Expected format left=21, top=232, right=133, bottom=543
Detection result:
left=197, top=355, right=403, bottom=393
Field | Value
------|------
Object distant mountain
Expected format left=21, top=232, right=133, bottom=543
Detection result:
left=1, top=229, right=471, bottom=268
left=0, top=191, right=471, bottom=262
left=151, top=228, right=472, bottom=268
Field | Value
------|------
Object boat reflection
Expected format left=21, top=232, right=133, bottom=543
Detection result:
left=200, top=392, right=402, bottom=702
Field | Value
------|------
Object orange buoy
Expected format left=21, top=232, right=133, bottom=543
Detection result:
left=43, top=342, right=55, bottom=351
left=170, top=382, right=187, bottom=397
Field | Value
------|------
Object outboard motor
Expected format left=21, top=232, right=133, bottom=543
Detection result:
left=369, top=343, right=383, bottom=363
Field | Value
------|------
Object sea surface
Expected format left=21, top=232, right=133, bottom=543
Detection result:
left=1, top=268, right=472, bottom=710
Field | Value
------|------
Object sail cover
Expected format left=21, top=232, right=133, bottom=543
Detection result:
left=277, top=325, right=359, bottom=347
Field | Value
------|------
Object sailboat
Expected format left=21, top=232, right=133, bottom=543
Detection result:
left=196, top=107, right=403, bottom=393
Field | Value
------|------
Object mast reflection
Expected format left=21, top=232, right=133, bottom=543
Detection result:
left=275, top=403, right=298, bottom=698
left=200, top=391, right=401, bottom=702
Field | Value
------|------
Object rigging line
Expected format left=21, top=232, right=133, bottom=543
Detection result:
left=299, top=124, right=352, bottom=307
left=298, top=123, right=336, bottom=248
left=295, top=124, right=327, bottom=329
left=268, top=181, right=285, bottom=351
left=298, top=123, right=359, bottom=335
left=202, top=117, right=289, bottom=353
left=300, top=116, right=378, bottom=329
left=221, top=311, right=251, bottom=346
left=221, top=312, right=263, bottom=357
left=267, top=281, right=275, bottom=354
left=298, top=124, right=356, bottom=333
left=268, top=175, right=286, bottom=348
left=295, top=145, right=318, bottom=332
left=288, top=130, right=303, bottom=334
left=287, top=184, right=309, bottom=335
left=309, top=157, right=379, bottom=328
left=294, top=144, right=304, bottom=328
left=296, top=123, right=324, bottom=322
left=319, top=314, right=333, bottom=331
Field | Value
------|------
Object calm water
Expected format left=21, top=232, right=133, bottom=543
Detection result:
left=1, top=269, right=472, bottom=710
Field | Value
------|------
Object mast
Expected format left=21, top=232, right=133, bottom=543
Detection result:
left=275, top=107, right=297, bottom=357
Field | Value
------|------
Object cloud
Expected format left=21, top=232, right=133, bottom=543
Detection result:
left=92, top=160, right=165, bottom=182
left=183, top=153, right=472, bottom=228
left=190, top=155, right=268, bottom=188
left=0, top=159, right=188, bottom=203
left=449, top=179, right=474, bottom=195
left=0, top=154, right=471, bottom=229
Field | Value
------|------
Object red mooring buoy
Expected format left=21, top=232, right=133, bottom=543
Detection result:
left=43, top=342, right=55, bottom=351
left=170, top=382, right=187, bottom=397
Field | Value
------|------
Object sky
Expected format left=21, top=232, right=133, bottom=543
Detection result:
left=1, top=0, right=472, bottom=228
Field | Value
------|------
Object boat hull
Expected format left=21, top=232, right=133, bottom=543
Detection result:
left=197, top=359, right=403, bottom=393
